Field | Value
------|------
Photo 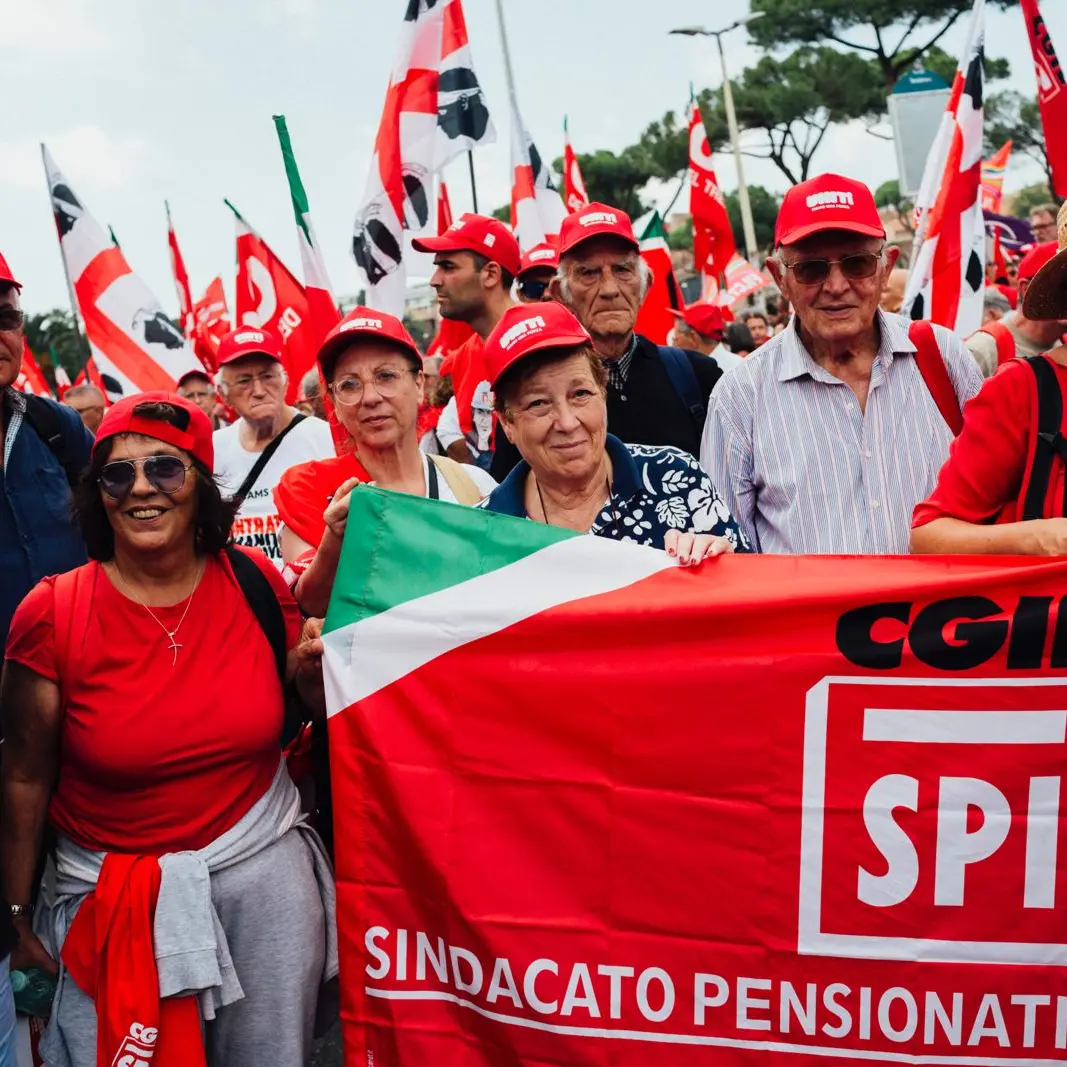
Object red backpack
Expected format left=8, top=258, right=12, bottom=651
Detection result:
left=909, top=320, right=964, bottom=436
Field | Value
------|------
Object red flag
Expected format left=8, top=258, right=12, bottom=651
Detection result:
left=634, top=212, right=684, bottom=345
left=14, top=339, right=52, bottom=397
left=192, top=277, right=230, bottom=373
left=437, top=180, right=455, bottom=233
left=229, top=201, right=318, bottom=403
left=326, top=490, right=1067, bottom=1066
left=1021, top=0, right=1067, bottom=197
left=688, top=104, right=736, bottom=282
left=510, top=98, right=567, bottom=252
left=562, top=117, right=589, bottom=214
left=73, top=355, right=115, bottom=406
left=165, top=201, right=196, bottom=344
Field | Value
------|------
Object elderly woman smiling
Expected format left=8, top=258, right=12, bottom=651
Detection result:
left=480, top=303, right=748, bottom=561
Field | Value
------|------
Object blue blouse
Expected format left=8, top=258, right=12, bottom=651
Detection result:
left=481, top=434, right=750, bottom=552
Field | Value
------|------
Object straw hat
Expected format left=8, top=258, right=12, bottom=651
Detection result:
left=1022, top=200, right=1067, bottom=320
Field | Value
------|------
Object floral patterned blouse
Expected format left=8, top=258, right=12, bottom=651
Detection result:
left=480, top=435, right=751, bottom=553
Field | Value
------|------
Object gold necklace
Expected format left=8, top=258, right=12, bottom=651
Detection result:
left=112, top=559, right=206, bottom=666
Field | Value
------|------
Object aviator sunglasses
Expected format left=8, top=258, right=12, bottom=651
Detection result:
left=781, top=249, right=883, bottom=287
left=98, top=455, right=192, bottom=499
left=0, top=307, right=25, bottom=331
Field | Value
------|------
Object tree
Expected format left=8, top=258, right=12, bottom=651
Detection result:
left=985, top=91, right=1062, bottom=205
left=730, top=46, right=888, bottom=184
left=550, top=148, right=651, bottom=219
left=665, top=187, right=780, bottom=256
left=748, top=0, right=1014, bottom=90
left=23, top=309, right=89, bottom=384
left=873, top=179, right=915, bottom=233
left=1009, top=182, right=1056, bottom=218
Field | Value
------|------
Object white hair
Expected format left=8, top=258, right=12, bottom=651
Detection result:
left=556, top=252, right=652, bottom=307
left=215, top=359, right=287, bottom=396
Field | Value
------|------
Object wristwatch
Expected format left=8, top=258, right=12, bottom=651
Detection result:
left=9, top=903, right=32, bottom=919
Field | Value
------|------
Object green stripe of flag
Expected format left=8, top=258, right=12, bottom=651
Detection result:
left=323, top=486, right=577, bottom=635
left=273, top=114, right=312, bottom=246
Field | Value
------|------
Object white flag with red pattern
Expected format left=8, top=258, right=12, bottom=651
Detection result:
left=563, top=117, right=590, bottom=214
left=688, top=103, right=736, bottom=281
left=510, top=97, right=567, bottom=252
left=43, top=146, right=200, bottom=399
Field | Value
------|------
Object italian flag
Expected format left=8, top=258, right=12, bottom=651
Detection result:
left=634, top=210, right=685, bottom=345
left=322, top=488, right=671, bottom=719
left=273, top=114, right=340, bottom=343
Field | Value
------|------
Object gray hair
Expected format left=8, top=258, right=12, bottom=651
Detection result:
left=215, top=359, right=287, bottom=396
left=556, top=253, right=652, bottom=307
left=983, top=286, right=1011, bottom=313
left=300, top=367, right=321, bottom=397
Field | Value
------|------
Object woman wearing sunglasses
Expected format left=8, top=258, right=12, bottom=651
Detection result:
left=275, top=307, right=497, bottom=617
left=1, top=393, right=337, bottom=1067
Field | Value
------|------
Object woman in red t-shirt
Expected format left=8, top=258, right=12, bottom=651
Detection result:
left=0, top=392, right=334, bottom=1067
left=274, top=307, right=494, bottom=617
left=911, top=209, right=1067, bottom=555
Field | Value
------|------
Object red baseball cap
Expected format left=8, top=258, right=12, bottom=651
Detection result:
left=669, top=302, right=726, bottom=339
left=216, top=326, right=284, bottom=367
left=559, top=202, right=639, bottom=257
left=94, top=391, right=214, bottom=470
left=316, top=306, right=421, bottom=378
left=774, top=173, right=885, bottom=247
left=485, top=301, right=592, bottom=389
left=518, top=242, right=560, bottom=277
left=176, top=368, right=213, bottom=389
left=412, top=213, right=522, bottom=277
left=0, top=251, right=22, bottom=290
left=1018, top=241, right=1059, bottom=282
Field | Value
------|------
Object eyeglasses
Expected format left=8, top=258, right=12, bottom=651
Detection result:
left=518, top=278, right=550, bottom=301
left=781, top=250, right=884, bottom=286
left=180, top=389, right=214, bottom=402
left=225, top=368, right=286, bottom=393
left=98, top=455, right=192, bottom=499
left=330, top=368, right=417, bottom=406
left=0, top=308, right=25, bottom=332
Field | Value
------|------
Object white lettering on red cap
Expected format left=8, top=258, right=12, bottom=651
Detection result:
left=528, top=248, right=555, bottom=262
left=483, top=233, right=496, bottom=247
left=499, top=315, right=546, bottom=350
left=448, top=220, right=466, bottom=232
left=805, top=191, right=855, bottom=210
left=340, top=317, right=384, bottom=332
left=579, top=211, right=618, bottom=227
left=233, top=330, right=265, bottom=344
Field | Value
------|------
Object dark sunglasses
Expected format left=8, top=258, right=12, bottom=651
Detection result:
left=0, top=307, right=25, bottom=331
left=98, top=455, right=192, bottom=499
left=782, top=251, right=883, bottom=287
left=518, top=278, right=550, bottom=301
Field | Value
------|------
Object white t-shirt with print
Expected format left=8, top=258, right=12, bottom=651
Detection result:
left=214, top=414, right=335, bottom=569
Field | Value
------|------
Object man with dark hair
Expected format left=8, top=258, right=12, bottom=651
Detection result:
left=741, top=309, right=770, bottom=347
left=413, top=214, right=519, bottom=468
left=0, top=250, right=91, bottom=1048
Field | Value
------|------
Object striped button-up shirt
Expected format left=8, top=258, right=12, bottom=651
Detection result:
left=701, top=310, right=983, bottom=554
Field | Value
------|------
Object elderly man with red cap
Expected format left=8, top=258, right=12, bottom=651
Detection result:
left=668, top=303, right=745, bottom=373
left=413, top=214, right=519, bottom=470
left=212, top=327, right=334, bottom=570
left=704, top=173, right=982, bottom=554
left=966, top=241, right=1067, bottom=376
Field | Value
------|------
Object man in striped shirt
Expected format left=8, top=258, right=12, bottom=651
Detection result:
left=702, top=174, right=982, bottom=554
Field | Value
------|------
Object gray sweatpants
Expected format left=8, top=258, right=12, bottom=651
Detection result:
left=44, top=831, right=327, bottom=1067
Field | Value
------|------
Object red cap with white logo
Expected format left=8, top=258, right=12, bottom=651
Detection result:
left=774, top=173, right=885, bottom=247
left=316, top=306, right=422, bottom=378
left=412, top=213, right=522, bottom=277
left=518, top=242, right=560, bottom=277
left=94, top=391, right=215, bottom=470
left=669, top=302, right=726, bottom=339
left=216, top=326, right=284, bottom=367
left=484, top=301, right=592, bottom=389
left=558, top=202, right=639, bottom=257
left=0, top=251, right=22, bottom=290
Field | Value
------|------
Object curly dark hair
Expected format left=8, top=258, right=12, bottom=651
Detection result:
left=73, top=401, right=237, bottom=561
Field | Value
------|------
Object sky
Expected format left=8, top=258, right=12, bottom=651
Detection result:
left=3, top=0, right=1065, bottom=315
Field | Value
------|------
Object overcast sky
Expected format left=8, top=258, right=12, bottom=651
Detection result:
left=4, top=0, right=1064, bottom=314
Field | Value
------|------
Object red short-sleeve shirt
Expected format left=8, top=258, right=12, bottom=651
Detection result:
left=274, top=453, right=368, bottom=549
left=912, top=356, right=1067, bottom=529
left=5, top=549, right=301, bottom=855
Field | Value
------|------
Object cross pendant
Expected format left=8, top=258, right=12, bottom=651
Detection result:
left=167, top=635, right=182, bottom=666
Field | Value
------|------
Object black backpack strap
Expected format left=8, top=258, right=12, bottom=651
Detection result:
left=22, top=395, right=80, bottom=487
left=232, top=413, right=306, bottom=505
left=658, top=345, right=707, bottom=429
left=1021, top=356, right=1067, bottom=521
left=226, top=546, right=287, bottom=680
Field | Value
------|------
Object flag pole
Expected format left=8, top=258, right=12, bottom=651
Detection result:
left=40, top=143, right=91, bottom=378
left=493, top=0, right=519, bottom=108
left=467, top=151, right=479, bottom=213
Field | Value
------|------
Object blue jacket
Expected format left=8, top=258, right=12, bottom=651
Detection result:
left=0, top=390, right=92, bottom=650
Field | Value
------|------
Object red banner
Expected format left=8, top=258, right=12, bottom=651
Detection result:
left=331, top=553, right=1067, bottom=1065
left=1021, top=0, right=1067, bottom=199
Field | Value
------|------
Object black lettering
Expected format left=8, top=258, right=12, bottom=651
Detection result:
left=1006, top=596, right=1054, bottom=669
left=835, top=602, right=910, bottom=669
left=910, top=596, right=1007, bottom=671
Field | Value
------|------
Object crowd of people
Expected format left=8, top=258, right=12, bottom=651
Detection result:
left=1, top=169, right=1066, bottom=1066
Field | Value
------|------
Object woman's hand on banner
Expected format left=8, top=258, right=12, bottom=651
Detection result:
left=323, top=478, right=361, bottom=541
left=665, top=530, right=734, bottom=567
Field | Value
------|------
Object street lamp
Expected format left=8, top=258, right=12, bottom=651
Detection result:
left=669, top=11, right=766, bottom=262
